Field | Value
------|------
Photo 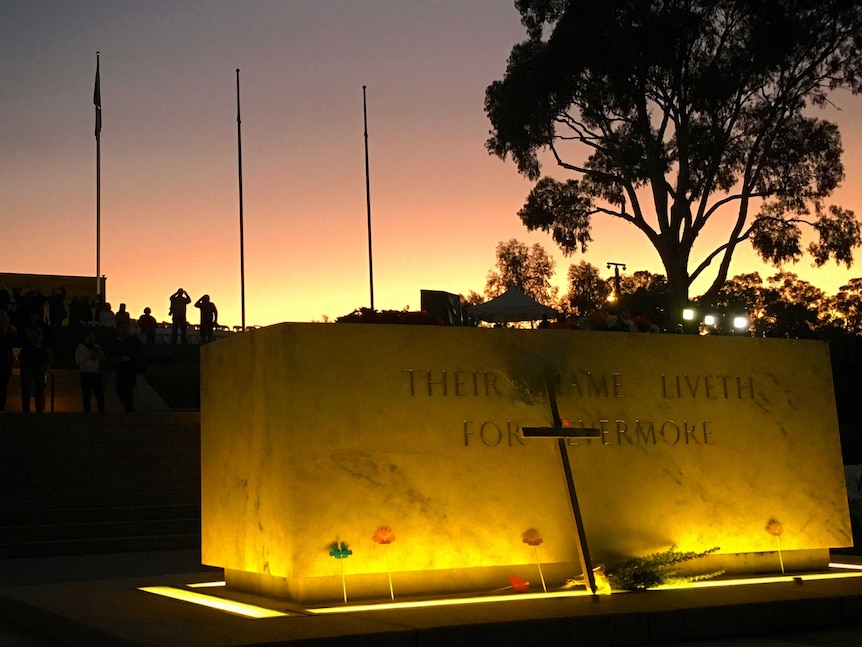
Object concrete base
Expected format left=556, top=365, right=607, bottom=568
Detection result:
left=225, top=549, right=833, bottom=605
left=1, top=550, right=862, bottom=646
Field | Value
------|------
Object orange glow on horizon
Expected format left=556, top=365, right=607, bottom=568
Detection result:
left=3, top=5, right=862, bottom=328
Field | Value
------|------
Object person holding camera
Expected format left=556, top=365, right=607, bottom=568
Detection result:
left=194, top=294, right=218, bottom=344
left=169, top=288, right=191, bottom=345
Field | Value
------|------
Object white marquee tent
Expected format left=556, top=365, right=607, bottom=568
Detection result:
left=466, top=286, right=559, bottom=324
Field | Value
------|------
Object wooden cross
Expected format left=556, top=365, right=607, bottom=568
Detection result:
left=522, top=371, right=601, bottom=595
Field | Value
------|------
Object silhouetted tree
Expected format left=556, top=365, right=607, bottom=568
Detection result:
left=485, top=239, right=558, bottom=305
left=618, top=271, right=671, bottom=329
left=564, top=261, right=610, bottom=315
left=761, top=272, right=825, bottom=337
left=699, top=271, right=824, bottom=336
left=826, top=278, right=862, bottom=335
left=486, top=0, right=862, bottom=321
left=463, top=290, right=486, bottom=307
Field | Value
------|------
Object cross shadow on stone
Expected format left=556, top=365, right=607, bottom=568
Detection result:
left=522, top=371, right=601, bottom=594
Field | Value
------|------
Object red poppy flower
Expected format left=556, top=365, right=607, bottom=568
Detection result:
left=509, top=574, right=530, bottom=593
left=373, top=526, right=396, bottom=544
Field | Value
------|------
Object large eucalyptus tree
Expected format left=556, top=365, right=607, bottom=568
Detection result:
left=486, top=0, right=862, bottom=318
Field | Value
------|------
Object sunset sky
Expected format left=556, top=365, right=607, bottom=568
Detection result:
left=3, top=1, right=862, bottom=328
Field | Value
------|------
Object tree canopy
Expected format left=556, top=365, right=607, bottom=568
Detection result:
left=486, top=0, right=862, bottom=317
left=564, top=260, right=611, bottom=315
left=485, top=238, right=558, bottom=305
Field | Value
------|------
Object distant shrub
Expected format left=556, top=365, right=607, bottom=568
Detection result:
left=336, top=308, right=445, bottom=325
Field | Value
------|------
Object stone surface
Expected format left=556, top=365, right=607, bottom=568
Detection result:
left=200, top=324, right=851, bottom=602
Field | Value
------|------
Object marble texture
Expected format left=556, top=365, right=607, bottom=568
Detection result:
left=200, top=324, right=851, bottom=601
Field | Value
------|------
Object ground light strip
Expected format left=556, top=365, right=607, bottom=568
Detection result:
left=141, top=570, right=862, bottom=618
left=139, top=586, right=288, bottom=618
left=309, top=570, right=862, bottom=614
left=307, top=589, right=592, bottom=614
left=653, top=570, right=862, bottom=590
left=828, top=562, right=862, bottom=571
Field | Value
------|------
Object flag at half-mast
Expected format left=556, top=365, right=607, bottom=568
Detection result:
left=94, top=55, right=101, bottom=138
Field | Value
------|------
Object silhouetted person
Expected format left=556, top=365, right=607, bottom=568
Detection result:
left=97, top=301, right=115, bottom=328
left=24, top=289, right=47, bottom=326
left=194, top=294, right=218, bottom=344
left=0, top=310, right=16, bottom=413
left=138, top=307, right=157, bottom=345
left=75, top=329, right=105, bottom=413
left=48, top=287, right=67, bottom=328
left=10, top=287, right=26, bottom=331
left=69, top=295, right=93, bottom=328
left=114, top=303, right=131, bottom=327
left=18, top=311, right=52, bottom=413
left=111, top=320, right=144, bottom=412
left=169, top=288, right=191, bottom=344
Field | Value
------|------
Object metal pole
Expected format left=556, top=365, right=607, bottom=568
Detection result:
left=236, top=69, right=246, bottom=331
left=94, top=51, right=102, bottom=297
left=606, top=262, right=626, bottom=301
left=363, top=85, right=374, bottom=311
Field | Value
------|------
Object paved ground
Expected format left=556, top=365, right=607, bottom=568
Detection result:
left=1, top=550, right=862, bottom=646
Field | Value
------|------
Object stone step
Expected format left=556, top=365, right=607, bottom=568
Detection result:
left=0, top=532, right=200, bottom=558
left=0, top=517, right=200, bottom=544
left=5, top=369, right=170, bottom=413
left=0, top=477, right=201, bottom=498
left=0, top=411, right=202, bottom=557
left=0, top=489, right=200, bottom=511
left=0, top=503, right=200, bottom=526
left=0, top=411, right=200, bottom=433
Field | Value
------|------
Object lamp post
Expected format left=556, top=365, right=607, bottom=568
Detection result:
left=606, top=262, right=626, bottom=308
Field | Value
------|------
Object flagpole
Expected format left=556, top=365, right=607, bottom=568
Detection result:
left=94, top=51, right=102, bottom=297
left=363, top=85, right=374, bottom=310
left=236, top=69, right=246, bottom=331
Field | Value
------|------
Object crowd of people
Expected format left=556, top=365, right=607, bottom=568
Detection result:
left=0, top=285, right=220, bottom=415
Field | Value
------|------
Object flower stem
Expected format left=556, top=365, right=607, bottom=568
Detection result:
left=341, top=558, right=348, bottom=603
left=385, top=545, right=394, bottom=600
left=777, top=538, right=785, bottom=574
left=534, top=546, right=547, bottom=593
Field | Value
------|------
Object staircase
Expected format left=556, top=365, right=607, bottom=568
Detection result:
left=0, top=412, right=201, bottom=558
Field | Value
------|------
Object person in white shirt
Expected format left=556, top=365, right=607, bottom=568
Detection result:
left=75, top=329, right=105, bottom=413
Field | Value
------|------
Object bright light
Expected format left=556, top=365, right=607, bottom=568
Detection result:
left=682, top=308, right=695, bottom=321
left=187, top=580, right=227, bottom=588
left=653, top=570, right=862, bottom=590
left=139, top=586, right=289, bottom=618
left=703, top=314, right=716, bottom=326
left=606, top=294, right=616, bottom=302
left=733, top=316, right=749, bottom=330
left=828, top=562, right=862, bottom=570
left=307, top=589, right=592, bottom=614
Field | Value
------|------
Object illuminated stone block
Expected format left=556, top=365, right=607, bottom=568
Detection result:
left=200, top=323, right=851, bottom=602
